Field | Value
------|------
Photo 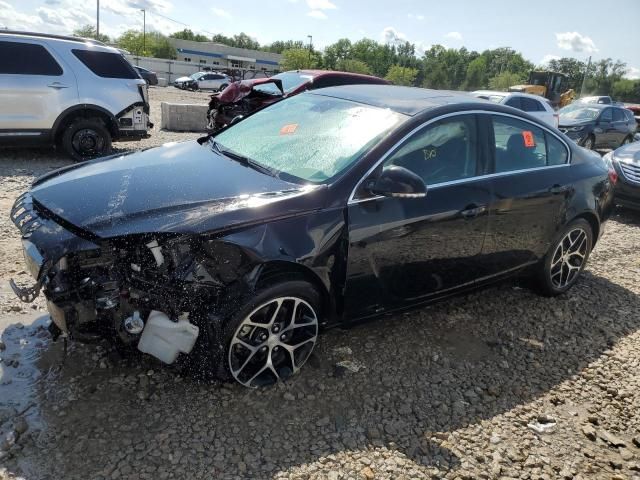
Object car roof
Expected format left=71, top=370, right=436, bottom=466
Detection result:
left=0, top=30, right=120, bottom=54
left=310, top=84, right=488, bottom=116
left=472, top=90, right=549, bottom=101
left=295, top=70, right=389, bottom=83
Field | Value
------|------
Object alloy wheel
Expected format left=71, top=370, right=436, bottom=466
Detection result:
left=549, top=228, right=589, bottom=289
left=228, top=296, right=318, bottom=387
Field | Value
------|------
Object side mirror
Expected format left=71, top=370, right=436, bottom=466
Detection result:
left=367, top=166, right=427, bottom=198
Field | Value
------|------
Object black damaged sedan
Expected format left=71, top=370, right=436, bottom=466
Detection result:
left=10, top=85, right=615, bottom=387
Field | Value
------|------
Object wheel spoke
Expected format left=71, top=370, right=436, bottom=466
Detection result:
left=549, top=227, right=590, bottom=289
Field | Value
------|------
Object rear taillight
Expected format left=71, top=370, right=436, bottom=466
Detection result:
left=602, top=152, right=618, bottom=184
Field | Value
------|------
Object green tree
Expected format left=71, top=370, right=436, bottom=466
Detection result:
left=211, top=34, right=234, bottom=45
left=335, top=58, right=371, bottom=74
left=463, top=56, right=487, bottom=90
left=488, top=71, right=525, bottom=91
left=117, top=30, right=176, bottom=59
left=170, top=29, right=209, bottom=42
left=280, top=48, right=320, bottom=70
left=350, top=38, right=395, bottom=77
left=73, top=24, right=110, bottom=43
left=263, top=40, right=305, bottom=54
left=323, top=38, right=353, bottom=70
left=385, top=65, right=418, bottom=86
left=232, top=33, right=260, bottom=50
left=612, top=79, right=640, bottom=102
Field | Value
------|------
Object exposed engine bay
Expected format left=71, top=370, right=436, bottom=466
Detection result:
left=9, top=193, right=258, bottom=364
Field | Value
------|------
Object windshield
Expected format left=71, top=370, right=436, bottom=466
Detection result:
left=212, top=93, right=405, bottom=183
left=559, top=104, right=601, bottom=121
left=253, top=72, right=315, bottom=95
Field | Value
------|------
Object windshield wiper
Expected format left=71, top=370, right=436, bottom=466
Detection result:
left=211, top=140, right=277, bottom=177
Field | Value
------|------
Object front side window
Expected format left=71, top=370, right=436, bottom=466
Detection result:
left=0, top=41, right=62, bottom=75
left=492, top=115, right=568, bottom=172
left=72, top=49, right=138, bottom=79
left=384, top=115, right=478, bottom=185
left=213, top=93, right=405, bottom=183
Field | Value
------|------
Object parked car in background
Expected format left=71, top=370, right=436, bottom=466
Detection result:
left=10, top=85, right=614, bottom=387
left=579, top=95, right=613, bottom=105
left=558, top=103, right=636, bottom=150
left=207, top=69, right=390, bottom=131
left=0, top=31, right=151, bottom=161
left=134, top=65, right=158, bottom=86
left=471, top=90, right=558, bottom=127
left=604, top=141, right=640, bottom=210
left=174, top=71, right=231, bottom=91
left=625, top=104, right=640, bottom=127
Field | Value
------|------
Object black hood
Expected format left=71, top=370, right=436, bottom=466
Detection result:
left=31, top=141, right=326, bottom=238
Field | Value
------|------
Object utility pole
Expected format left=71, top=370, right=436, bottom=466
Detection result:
left=307, top=35, right=312, bottom=64
left=141, top=9, right=146, bottom=56
left=580, top=56, right=591, bottom=98
left=96, top=0, right=100, bottom=40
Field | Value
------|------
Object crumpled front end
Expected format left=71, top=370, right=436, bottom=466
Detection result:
left=8, top=193, right=254, bottom=363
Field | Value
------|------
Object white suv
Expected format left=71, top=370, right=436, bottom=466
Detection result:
left=0, top=31, right=152, bottom=161
left=471, top=90, right=558, bottom=128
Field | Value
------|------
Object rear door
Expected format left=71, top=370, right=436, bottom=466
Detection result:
left=611, top=108, right=629, bottom=146
left=0, top=39, right=78, bottom=134
left=595, top=108, right=614, bottom=147
left=481, top=113, right=572, bottom=277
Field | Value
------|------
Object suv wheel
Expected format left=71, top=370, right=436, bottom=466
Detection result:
left=536, top=219, right=593, bottom=296
left=61, top=117, right=112, bottom=162
left=222, top=280, right=320, bottom=388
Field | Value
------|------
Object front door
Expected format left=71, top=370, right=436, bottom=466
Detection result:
left=345, top=113, right=491, bottom=318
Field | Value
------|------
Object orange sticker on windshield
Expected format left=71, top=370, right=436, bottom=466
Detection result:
left=522, top=130, right=536, bottom=148
left=280, top=123, right=298, bottom=135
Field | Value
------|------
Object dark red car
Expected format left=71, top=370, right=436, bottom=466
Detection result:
left=207, top=70, right=390, bottom=131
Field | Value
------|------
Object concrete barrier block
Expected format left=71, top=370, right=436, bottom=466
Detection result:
left=157, top=78, right=168, bottom=87
left=160, top=102, right=208, bottom=132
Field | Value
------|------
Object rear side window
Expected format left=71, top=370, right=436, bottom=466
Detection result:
left=613, top=109, right=626, bottom=122
left=505, top=97, right=522, bottom=109
left=492, top=116, right=568, bottom=172
left=625, top=110, right=635, bottom=122
left=72, top=49, right=138, bottom=79
left=0, top=41, right=62, bottom=75
left=521, top=97, right=543, bottom=112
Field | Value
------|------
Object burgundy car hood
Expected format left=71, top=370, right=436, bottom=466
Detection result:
left=215, top=78, right=284, bottom=104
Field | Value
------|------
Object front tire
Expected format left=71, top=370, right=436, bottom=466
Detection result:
left=537, top=219, right=593, bottom=296
left=61, top=117, right=112, bottom=162
left=221, top=280, right=321, bottom=388
left=582, top=135, right=595, bottom=150
left=218, top=83, right=228, bottom=92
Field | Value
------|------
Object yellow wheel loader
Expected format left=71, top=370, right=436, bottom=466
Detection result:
left=510, top=71, right=575, bottom=109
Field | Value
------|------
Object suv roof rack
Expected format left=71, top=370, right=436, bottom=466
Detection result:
left=0, top=30, right=106, bottom=46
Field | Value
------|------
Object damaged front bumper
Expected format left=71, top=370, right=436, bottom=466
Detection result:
left=8, top=193, right=216, bottom=363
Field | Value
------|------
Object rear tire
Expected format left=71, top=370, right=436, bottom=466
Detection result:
left=536, top=219, right=593, bottom=296
left=61, top=117, right=112, bottom=162
left=212, top=280, right=321, bottom=388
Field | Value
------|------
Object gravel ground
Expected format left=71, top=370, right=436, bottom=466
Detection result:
left=0, top=87, right=639, bottom=480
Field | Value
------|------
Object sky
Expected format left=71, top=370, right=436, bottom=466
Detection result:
left=1, top=0, right=639, bottom=78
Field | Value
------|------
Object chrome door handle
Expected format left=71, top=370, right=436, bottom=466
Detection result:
left=47, top=83, right=69, bottom=89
